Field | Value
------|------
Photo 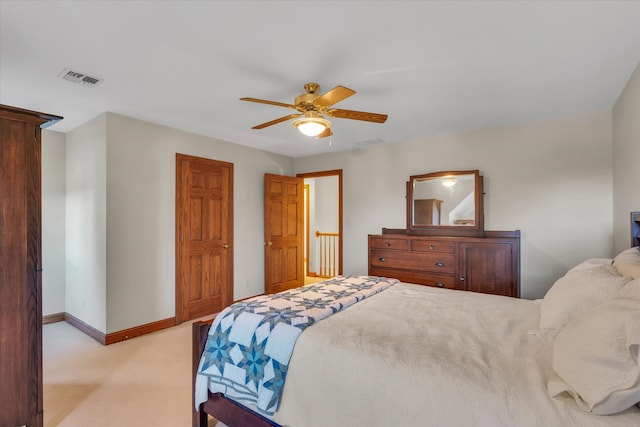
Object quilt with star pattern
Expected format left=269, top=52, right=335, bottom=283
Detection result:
left=195, top=275, right=398, bottom=415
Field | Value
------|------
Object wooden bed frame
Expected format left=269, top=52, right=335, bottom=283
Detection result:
left=192, top=321, right=281, bottom=427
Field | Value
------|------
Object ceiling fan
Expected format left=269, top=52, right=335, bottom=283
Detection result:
left=240, top=82, right=388, bottom=138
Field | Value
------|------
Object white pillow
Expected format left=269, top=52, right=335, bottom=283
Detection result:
left=548, top=298, right=640, bottom=415
left=539, top=260, right=630, bottom=334
left=564, top=258, right=614, bottom=275
left=613, top=247, right=640, bottom=279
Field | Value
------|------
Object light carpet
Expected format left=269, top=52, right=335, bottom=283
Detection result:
left=43, top=320, right=218, bottom=427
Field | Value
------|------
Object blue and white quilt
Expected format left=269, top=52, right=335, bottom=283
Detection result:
left=195, top=275, right=398, bottom=415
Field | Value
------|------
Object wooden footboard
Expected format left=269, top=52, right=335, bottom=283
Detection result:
left=192, top=320, right=281, bottom=427
left=192, top=320, right=211, bottom=427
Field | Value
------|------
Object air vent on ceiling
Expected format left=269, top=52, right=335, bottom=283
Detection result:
left=58, top=68, right=103, bottom=87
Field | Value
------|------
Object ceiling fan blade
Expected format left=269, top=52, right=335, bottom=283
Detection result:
left=240, top=97, right=298, bottom=110
left=316, top=127, right=333, bottom=138
left=314, top=86, right=356, bottom=108
left=328, top=108, right=388, bottom=123
left=251, top=114, right=301, bottom=129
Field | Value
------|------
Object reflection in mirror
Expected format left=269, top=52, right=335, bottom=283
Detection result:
left=407, top=170, right=483, bottom=234
left=412, top=174, right=475, bottom=226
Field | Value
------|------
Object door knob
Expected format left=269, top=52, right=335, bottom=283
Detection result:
left=223, top=244, right=230, bottom=249
left=265, top=241, right=273, bottom=246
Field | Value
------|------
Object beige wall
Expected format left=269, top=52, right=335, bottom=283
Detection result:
left=42, top=130, right=66, bottom=315
left=613, top=62, right=640, bottom=252
left=55, top=112, right=295, bottom=332
left=42, top=61, right=640, bottom=329
left=296, top=110, right=614, bottom=299
left=64, top=114, right=107, bottom=332
left=104, top=113, right=294, bottom=332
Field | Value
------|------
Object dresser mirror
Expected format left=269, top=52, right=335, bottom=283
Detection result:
left=406, top=170, right=484, bottom=234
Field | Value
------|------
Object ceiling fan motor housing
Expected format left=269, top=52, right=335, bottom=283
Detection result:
left=296, top=83, right=322, bottom=111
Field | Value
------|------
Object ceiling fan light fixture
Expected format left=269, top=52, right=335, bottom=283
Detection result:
left=441, top=177, right=457, bottom=187
left=293, top=116, right=331, bottom=137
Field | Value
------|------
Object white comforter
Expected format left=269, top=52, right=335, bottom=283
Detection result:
left=270, top=283, right=640, bottom=427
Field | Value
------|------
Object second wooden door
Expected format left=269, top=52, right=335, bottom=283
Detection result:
left=264, top=173, right=304, bottom=294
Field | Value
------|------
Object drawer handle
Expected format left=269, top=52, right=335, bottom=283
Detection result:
left=436, top=282, right=445, bottom=288
left=429, top=244, right=436, bottom=250
left=435, top=261, right=445, bottom=267
left=378, top=257, right=386, bottom=262
left=385, top=242, right=391, bottom=247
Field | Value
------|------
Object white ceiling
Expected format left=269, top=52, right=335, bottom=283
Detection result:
left=2, top=1, right=640, bottom=158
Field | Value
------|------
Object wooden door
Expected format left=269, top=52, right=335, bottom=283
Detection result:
left=176, top=154, right=233, bottom=323
left=264, top=174, right=304, bottom=294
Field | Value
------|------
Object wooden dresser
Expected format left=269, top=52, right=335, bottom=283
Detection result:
left=368, top=231, right=520, bottom=297
left=0, top=104, right=61, bottom=427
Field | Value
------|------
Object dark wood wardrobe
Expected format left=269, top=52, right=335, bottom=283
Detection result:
left=0, top=104, right=62, bottom=427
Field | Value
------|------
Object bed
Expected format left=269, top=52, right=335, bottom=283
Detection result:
left=193, top=247, right=640, bottom=427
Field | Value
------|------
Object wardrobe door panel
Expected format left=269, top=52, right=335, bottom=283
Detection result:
left=0, top=105, right=61, bottom=427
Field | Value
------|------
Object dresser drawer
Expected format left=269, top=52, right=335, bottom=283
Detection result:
left=369, top=236, right=409, bottom=251
left=410, top=239, right=455, bottom=253
left=370, top=249, right=455, bottom=274
left=368, top=267, right=457, bottom=289
left=417, top=274, right=457, bottom=289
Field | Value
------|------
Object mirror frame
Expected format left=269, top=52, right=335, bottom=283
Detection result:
left=406, top=170, right=484, bottom=235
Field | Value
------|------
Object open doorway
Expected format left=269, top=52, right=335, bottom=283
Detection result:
left=297, top=170, right=342, bottom=284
